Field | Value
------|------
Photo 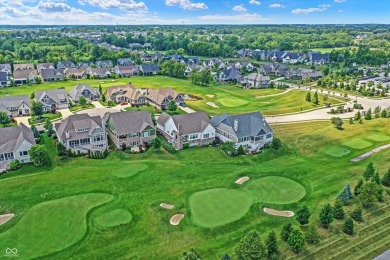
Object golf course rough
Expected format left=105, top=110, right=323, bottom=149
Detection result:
left=0, top=193, right=113, bottom=259
left=218, top=98, right=249, bottom=107
left=95, top=209, right=133, bottom=228
left=112, top=164, right=148, bottom=178
left=190, top=176, right=306, bottom=228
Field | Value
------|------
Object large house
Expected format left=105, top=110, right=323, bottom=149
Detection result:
left=57, top=61, right=76, bottom=69
left=37, top=63, right=55, bottom=70
left=105, top=85, right=145, bottom=105
left=281, top=52, right=304, bottom=64
left=260, top=63, right=289, bottom=76
left=215, top=68, right=243, bottom=84
left=103, top=110, right=156, bottom=149
left=0, top=123, right=36, bottom=171
left=95, top=60, right=113, bottom=68
left=211, top=112, right=274, bottom=152
left=13, top=69, right=38, bottom=85
left=157, top=112, right=215, bottom=150
left=63, top=68, right=86, bottom=79
left=0, top=95, right=31, bottom=117
left=69, top=84, right=100, bottom=103
left=54, top=114, right=107, bottom=154
left=243, top=73, right=271, bottom=89
left=39, top=69, right=64, bottom=83
left=88, top=68, right=112, bottom=78
left=14, top=63, right=34, bottom=71
left=140, top=64, right=160, bottom=76
left=116, top=58, right=133, bottom=66
left=146, top=88, right=185, bottom=109
left=285, top=68, right=322, bottom=80
left=114, top=65, right=139, bottom=77
left=0, top=72, right=11, bottom=87
left=307, top=52, right=330, bottom=66
left=34, top=89, right=70, bottom=112
left=0, top=64, right=12, bottom=75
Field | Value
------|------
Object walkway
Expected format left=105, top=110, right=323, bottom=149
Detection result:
left=58, top=108, right=73, bottom=119
left=256, top=88, right=294, bottom=98
left=350, top=144, right=390, bottom=162
left=179, top=105, right=195, bottom=113
left=14, top=116, right=31, bottom=127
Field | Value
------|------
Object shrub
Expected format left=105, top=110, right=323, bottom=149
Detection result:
left=9, top=160, right=21, bottom=171
left=162, top=141, right=176, bottom=154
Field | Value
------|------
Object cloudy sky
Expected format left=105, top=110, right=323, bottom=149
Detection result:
left=0, top=0, right=389, bottom=25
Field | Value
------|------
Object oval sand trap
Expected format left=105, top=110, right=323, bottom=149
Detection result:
left=0, top=213, right=15, bottom=226
left=235, top=176, right=249, bottom=185
left=170, top=213, right=184, bottom=225
left=263, top=207, right=295, bottom=217
left=95, top=209, right=133, bottom=228
left=206, top=102, right=219, bottom=108
left=160, top=203, right=174, bottom=209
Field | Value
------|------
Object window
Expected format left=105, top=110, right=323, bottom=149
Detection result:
left=69, top=140, right=80, bottom=147
left=19, top=151, right=28, bottom=156
left=3, top=153, right=14, bottom=161
left=266, top=134, right=272, bottom=138
left=203, top=134, right=209, bottom=139
left=80, top=138, right=90, bottom=145
left=189, top=134, right=198, bottom=140
left=93, top=134, right=104, bottom=142
left=77, top=128, right=89, bottom=133
left=143, top=132, right=149, bottom=137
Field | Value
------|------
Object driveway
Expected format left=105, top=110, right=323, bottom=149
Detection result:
left=179, top=105, right=195, bottom=113
left=76, top=106, right=122, bottom=117
left=58, top=108, right=73, bottom=119
left=92, top=101, right=105, bottom=109
left=14, top=116, right=31, bottom=127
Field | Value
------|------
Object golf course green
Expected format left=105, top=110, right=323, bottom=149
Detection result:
left=366, top=133, right=390, bottom=142
left=324, top=145, right=351, bottom=157
left=95, top=209, right=133, bottom=228
left=343, top=138, right=373, bottom=150
left=218, top=98, right=249, bottom=107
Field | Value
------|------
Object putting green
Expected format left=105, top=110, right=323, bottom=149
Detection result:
left=189, top=188, right=253, bottom=228
left=366, top=133, right=390, bottom=142
left=243, top=176, right=306, bottom=204
left=218, top=98, right=249, bottom=107
left=343, top=138, right=373, bottom=150
left=0, top=193, right=113, bottom=259
left=112, top=164, right=148, bottom=178
left=324, top=145, right=351, bottom=157
left=95, top=209, right=133, bottom=228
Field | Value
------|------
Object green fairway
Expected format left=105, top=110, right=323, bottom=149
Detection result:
left=366, top=133, right=390, bottom=142
left=189, top=188, right=253, bottom=228
left=112, top=164, right=148, bottom=178
left=324, top=145, right=351, bottom=157
left=343, top=138, right=373, bottom=150
left=95, top=209, right=133, bottom=228
left=218, top=97, right=249, bottom=107
left=243, top=176, right=306, bottom=204
left=0, top=193, right=113, bottom=259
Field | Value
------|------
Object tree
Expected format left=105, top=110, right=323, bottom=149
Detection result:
left=305, top=92, right=311, bottom=102
left=180, top=248, right=202, bottom=260
left=342, top=218, right=354, bottom=236
left=323, top=94, right=329, bottom=102
left=319, top=204, right=334, bottom=228
left=167, top=100, right=177, bottom=111
left=237, top=145, right=245, bottom=155
left=56, top=142, right=67, bottom=156
left=337, top=184, right=353, bottom=205
left=331, top=117, right=344, bottom=129
left=281, top=223, right=293, bottom=242
left=313, top=91, right=319, bottom=105
left=31, top=126, right=40, bottom=138
left=29, top=145, right=49, bottom=166
left=0, top=111, right=10, bottom=126
left=373, top=171, right=381, bottom=185
left=151, top=112, right=157, bottom=126
left=271, top=138, right=282, bottom=150
left=287, top=228, right=305, bottom=254
left=354, top=179, right=364, bottom=196
left=333, top=200, right=345, bottom=219
left=360, top=181, right=380, bottom=208
left=79, top=96, right=87, bottom=106
left=235, top=230, right=266, bottom=260
left=306, top=224, right=320, bottom=245
left=32, top=101, right=44, bottom=119
left=221, top=254, right=231, bottom=260
left=266, top=231, right=279, bottom=259
left=351, top=206, right=364, bottom=222
left=363, top=162, right=375, bottom=182
left=101, top=94, right=106, bottom=103
left=99, top=84, right=102, bottom=94
left=365, top=108, right=372, bottom=120
left=152, top=138, right=161, bottom=151
left=381, top=168, right=390, bottom=187
left=296, top=205, right=311, bottom=225
left=354, top=111, right=361, bottom=121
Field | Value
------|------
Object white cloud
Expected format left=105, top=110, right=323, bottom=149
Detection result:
left=249, top=0, right=261, bottom=5
left=269, top=4, right=285, bottom=8
left=78, top=0, right=148, bottom=11
left=165, top=0, right=208, bottom=10
left=37, top=1, right=73, bottom=13
left=338, top=9, right=344, bottom=12
left=232, top=5, right=247, bottom=12
left=292, top=4, right=330, bottom=14
left=198, top=13, right=269, bottom=23
left=334, top=0, right=346, bottom=2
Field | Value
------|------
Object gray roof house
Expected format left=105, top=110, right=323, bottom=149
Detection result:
left=54, top=114, right=107, bottom=153
left=37, top=63, right=55, bottom=70
left=57, top=61, right=76, bottom=70
left=69, top=83, right=100, bottom=103
left=216, top=68, right=243, bottom=84
left=146, top=88, right=185, bottom=109
left=0, top=64, right=12, bottom=75
left=0, top=123, right=36, bottom=171
left=39, top=68, right=64, bottom=83
left=103, top=110, right=156, bottom=149
left=116, top=58, right=133, bottom=66
left=77, top=61, right=94, bottom=68
left=34, top=89, right=69, bottom=112
left=281, top=52, right=304, bottom=64
left=14, top=63, right=34, bottom=71
left=243, top=73, right=271, bottom=89
left=105, top=84, right=145, bottom=105
left=157, top=112, right=215, bottom=150
left=140, top=64, right=160, bottom=76
left=0, top=95, right=31, bottom=117
left=0, top=72, right=11, bottom=87
left=211, top=112, right=274, bottom=152
left=88, top=68, right=112, bottom=78
left=307, top=52, right=330, bottom=66
left=13, top=69, right=38, bottom=85
left=95, top=60, right=114, bottom=68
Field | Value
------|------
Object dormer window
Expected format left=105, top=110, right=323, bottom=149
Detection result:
left=76, top=128, right=89, bottom=132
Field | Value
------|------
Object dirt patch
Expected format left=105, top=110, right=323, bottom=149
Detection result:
left=0, top=213, right=15, bottom=225
left=206, top=94, right=215, bottom=98
left=235, top=176, right=249, bottom=185
left=263, top=207, right=295, bottom=217
left=206, top=102, right=219, bottom=108
left=170, top=213, right=184, bottom=225
left=160, top=203, right=175, bottom=209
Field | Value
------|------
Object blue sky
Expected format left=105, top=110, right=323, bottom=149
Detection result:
left=0, top=0, right=389, bottom=25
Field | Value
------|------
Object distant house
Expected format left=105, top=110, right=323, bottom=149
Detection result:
left=69, top=84, right=100, bottom=103
left=0, top=64, right=12, bottom=75
left=54, top=114, right=107, bottom=154
left=157, top=112, right=215, bottom=150
left=260, top=63, right=289, bottom=76
left=146, top=88, right=185, bottom=109
left=0, top=123, right=36, bottom=171
left=235, top=61, right=254, bottom=72
left=105, top=84, right=146, bottom=105
left=63, top=68, right=86, bottom=79
left=39, top=69, right=64, bottom=83
left=285, top=68, right=322, bottom=80
left=103, top=110, right=156, bottom=149
left=13, top=69, right=38, bottom=85
left=0, top=95, right=31, bottom=117
left=281, top=52, right=304, bottom=64
left=140, top=52, right=163, bottom=62
left=237, top=49, right=253, bottom=58
left=57, top=61, right=76, bottom=70
left=13, top=63, right=34, bottom=71
left=88, top=68, right=112, bottom=78
left=265, top=50, right=285, bottom=62
left=211, top=112, right=274, bottom=152
left=184, top=64, right=204, bottom=77
left=116, top=58, right=133, bottom=66
left=163, top=54, right=185, bottom=63
left=95, top=60, right=113, bottom=68
left=243, top=73, right=271, bottom=89
left=203, top=58, right=225, bottom=69
left=37, top=63, right=55, bottom=70
left=77, top=61, right=94, bottom=68
left=114, top=65, right=139, bottom=77
left=307, top=52, right=330, bottom=66
left=34, top=89, right=69, bottom=112
left=216, top=68, right=243, bottom=84
left=0, top=72, right=11, bottom=87
left=140, top=64, right=160, bottom=76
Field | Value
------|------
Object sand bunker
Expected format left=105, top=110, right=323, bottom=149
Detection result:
left=206, top=102, right=219, bottom=108
left=0, top=213, right=15, bottom=225
left=206, top=94, right=215, bottom=98
left=160, top=203, right=175, bottom=209
left=263, top=208, right=295, bottom=217
left=235, top=176, right=249, bottom=185
left=170, top=213, right=184, bottom=225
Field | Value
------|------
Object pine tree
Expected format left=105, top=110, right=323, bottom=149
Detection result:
left=235, top=230, right=266, bottom=260
left=306, top=92, right=312, bottom=102
left=221, top=254, right=231, bottom=260
left=382, top=168, right=390, bottom=187
left=360, top=181, right=380, bottom=208
left=333, top=200, right=345, bottom=219
left=180, top=248, right=202, bottom=260
left=281, top=223, right=293, bottom=242
left=363, top=162, right=375, bottom=181
left=237, top=145, right=245, bottom=155
left=288, top=228, right=305, bottom=254
left=354, top=179, right=364, bottom=196
left=266, top=231, right=279, bottom=259
left=337, top=184, right=353, bottom=205
left=365, top=108, right=372, bottom=120
left=351, top=206, right=364, bottom=222
left=296, top=205, right=311, bottom=225
left=373, top=171, right=381, bottom=185
left=306, top=224, right=320, bottom=245
left=342, top=218, right=354, bottom=236
left=313, top=91, right=319, bottom=104
left=99, top=84, right=102, bottom=94
left=319, top=204, right=334, bottom=229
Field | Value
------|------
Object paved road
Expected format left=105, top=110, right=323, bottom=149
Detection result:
left=374, top=249, right=390, bottom=260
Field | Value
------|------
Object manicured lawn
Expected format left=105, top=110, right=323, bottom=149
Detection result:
left=343, top=138, right=373, bottom=150
left=69, top=103, right=95, bottom=112
left=324, top=145, right=351, bottom=157
left=366, top=133, right=390, bottom=142
left=95, top=209, right=133, bottom=228
left=112, top=164, right=148, bottom=178
left=28, top=113, right=62, bottom=125
left=218, top=97, right=249, bottom=107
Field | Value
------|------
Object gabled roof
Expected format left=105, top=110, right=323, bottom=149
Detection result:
left=57, top=61, right=76, bottom=69
left=95, top=60, right=113, bottom=67
left=37, top=63, right=55, bottom=70
left=40, top=68, right=64, bottom=79
left=35, top=89, right=69, bottom=104
left=105, top=84, right=142, bottom=101
left=0, top=95, right=31, bottom=109
left=13, top=69, right=38, bottom=79
left=103, top=110, right=154, bottom=136
left=69, top=83, right=99, bottom=101
left=147, top=88, right=181, bottom=105
left=0, top=123, right=36, bottom=154
left=55, top=114, right=103, bottom=140
left=115, top=65, right=138, bottom=74
left=158, top=112, right=211, bottom=135
left=141, top=64, right=159, bottom=73
left=0, top=72, right=9, bottom=82
left=14, top=63, right=34, bottom=71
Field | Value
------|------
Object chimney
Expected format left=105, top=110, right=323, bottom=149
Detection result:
left=234, top=119, right=238, bottom=132
left=65, top=131, right=70, bottom=139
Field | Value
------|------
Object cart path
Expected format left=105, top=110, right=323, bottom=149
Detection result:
left=351, top=144, right=390, bottom=162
